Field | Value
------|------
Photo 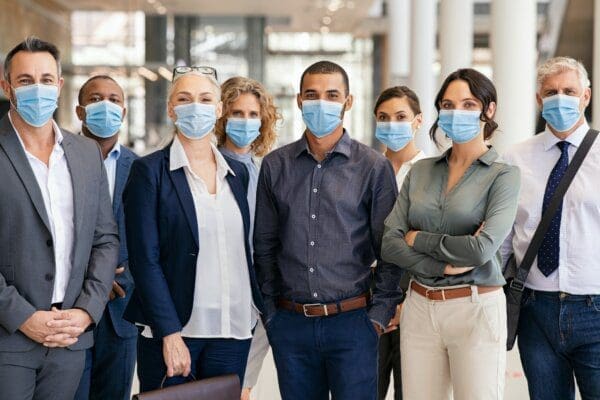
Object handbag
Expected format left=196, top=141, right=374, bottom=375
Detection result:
left=132, top=374, right=241, bottom=400
left=504, top=128, right=598, bottom=351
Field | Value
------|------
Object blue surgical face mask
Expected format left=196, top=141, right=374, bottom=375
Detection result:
left=438, top=110, right=482, bottom=143
left=84, top=100, right=123, bottom=138
left=375, top=121, right=415, bottom=151
left=542, top=94, right=582, bottom=132
left=173, top=103, right=217, bottom=140
left=226, top=118, right=262, bottom=148
left=12, top=84, right=59, bottom=128
left=302, top=99, right=344, bottom=138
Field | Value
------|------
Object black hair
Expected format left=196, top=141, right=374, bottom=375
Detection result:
left=299, top=60, right=349, bottom=96
left=78, top=75, right=122, bottom=104
left=374, top=86, right=421, bottom=116
left=430, top=68, right=498, bottom=145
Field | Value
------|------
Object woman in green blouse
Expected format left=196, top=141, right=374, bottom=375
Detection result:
left=382, top=68, right=520, bottom=400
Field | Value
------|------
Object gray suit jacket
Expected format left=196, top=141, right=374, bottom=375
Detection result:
left=0, top=114, right=119, bottom=352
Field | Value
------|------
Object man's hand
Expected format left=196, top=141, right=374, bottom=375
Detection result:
left=163, top=332, right=191, bottom=378
left=405, top=230, right=419, bottom=247
left=474, top=222, right=485, bottom=236
left=44, top=308, right=93, bottom=347
left=444, top=265, right=475, bottom=275
left=19, top=309, right=71, bottom=344
left=387, top=303, right=403, bottom=328
left=109, top=266, right=126, bottom=301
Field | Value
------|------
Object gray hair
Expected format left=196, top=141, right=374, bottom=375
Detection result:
left=537, top=57, right=590, bottom=92
left=3, top=36, right=62, bottom=81
left=168, top=72, right=221, bottom=100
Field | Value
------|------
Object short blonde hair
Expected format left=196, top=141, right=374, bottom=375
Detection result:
left=537, top=57, right=590, bottom=92
left=215, top=76, right=281, bottom=157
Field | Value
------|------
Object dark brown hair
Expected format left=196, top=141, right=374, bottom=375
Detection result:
left=430, top=68, right=498, bottom=145
left=300, top=60, right=349, bottom=96
left=374, top=86, right=421, bottom=116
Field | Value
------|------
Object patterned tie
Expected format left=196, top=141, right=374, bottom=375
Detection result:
left=537, top=141, right=570, bottom=276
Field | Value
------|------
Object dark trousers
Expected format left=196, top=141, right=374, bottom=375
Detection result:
left=137, top=334, right=251, bottom=392
left=267, top=308, right=379, bottom=400
left=0, top=345, right=85, bottom=400
left=378, top=329, right=401, bottom=400
left=74, top=314, right=137, bottom=400
left=518, top=289, right=600, bottom=400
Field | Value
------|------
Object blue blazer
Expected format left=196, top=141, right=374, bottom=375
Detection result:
left=106, top=146, right=138, bottom=338
left=123, top=144, right=264, bottom=339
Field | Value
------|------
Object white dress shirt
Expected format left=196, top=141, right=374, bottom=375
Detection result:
left=395, top=150, right=426, bottom=189
left=103, top=142, right=121, bottom=201
left=173, top=136, right=255, bottom=339
left=501, top=121, right=600, bottom=294
left=9, top=113, right=75, bottom=304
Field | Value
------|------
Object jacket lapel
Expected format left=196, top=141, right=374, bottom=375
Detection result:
left=164, top=148, right=199, bottom=248
left=113, top=149, right=134, bottom=217
left=0, top=115, right=52, bottom=233
left=61, top=133, right=86, bottom=244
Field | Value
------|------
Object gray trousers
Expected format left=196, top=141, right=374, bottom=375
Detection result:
left=0, top=345, right=85, bottom=400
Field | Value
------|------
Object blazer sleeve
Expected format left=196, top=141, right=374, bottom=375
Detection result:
left=73, top=145, right=120, bottom=324
left=124, top=158, right=182, bottom=338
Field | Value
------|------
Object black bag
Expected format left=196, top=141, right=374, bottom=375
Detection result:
left=504, top=128, right=598, bottom=350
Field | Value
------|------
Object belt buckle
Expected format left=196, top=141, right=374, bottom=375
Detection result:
left=425, top=288, right=446, bottom=301
left=302, top=303, right=328, bottom=317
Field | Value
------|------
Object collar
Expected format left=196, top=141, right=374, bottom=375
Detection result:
left=434, top=146, right=499, bottom=166
left=293, top=129, right=352, bottom=159
left=169, top=135, right=235, bottom=178
left=542, top=120, right=590, bottom=151
left=106, top=141, right=121, bottom=161
left=219, top=146, right=253, bottom=164
left=8, top=111, right=63, bottom=146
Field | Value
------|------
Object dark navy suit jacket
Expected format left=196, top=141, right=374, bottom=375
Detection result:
left=123, top=144, right=264, bottom=338
left=106, top=146, right=139, bottom=338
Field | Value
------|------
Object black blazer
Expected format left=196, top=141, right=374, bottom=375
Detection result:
left=123, top=144, right=264, bottom=338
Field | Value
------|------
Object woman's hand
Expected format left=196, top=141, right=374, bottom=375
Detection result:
left=162, top=332, right=192, bottom=377
left=444, top=265, right=475, bottom=275
left=405, top=230, right=419, bottom=247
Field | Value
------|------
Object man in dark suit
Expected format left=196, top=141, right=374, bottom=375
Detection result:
left=0, top=37, right=119, bottom=400
left=73, top=75, right=138, bottom=400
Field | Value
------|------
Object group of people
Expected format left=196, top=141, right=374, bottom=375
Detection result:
left=0, top=35, right=598, bottom=400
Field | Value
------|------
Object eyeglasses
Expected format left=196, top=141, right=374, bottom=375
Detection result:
left=172, top=66, right=218, bottom=82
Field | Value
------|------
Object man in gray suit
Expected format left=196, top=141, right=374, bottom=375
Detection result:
left=0, top=37, right=119, bottom=400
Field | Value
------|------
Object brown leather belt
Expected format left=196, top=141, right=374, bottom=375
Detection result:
left=411, top=281, right=501, bottom=301
left=278, top=293, right=369, bottom=317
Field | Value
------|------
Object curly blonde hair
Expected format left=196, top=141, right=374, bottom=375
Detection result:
left=215, top=76, right=281, bottom=157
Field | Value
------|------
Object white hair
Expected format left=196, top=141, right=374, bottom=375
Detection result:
left=537, top=57, right=590, bottom=92
left=168, top=72, right=221, bottom=99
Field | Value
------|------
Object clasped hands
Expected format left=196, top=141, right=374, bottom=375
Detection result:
left=404, top=222, right=485, bottom=276
left=19, top=307, right=92, bottom=348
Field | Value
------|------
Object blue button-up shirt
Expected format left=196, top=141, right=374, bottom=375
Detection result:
left=254, top=131, right=402, bottom=326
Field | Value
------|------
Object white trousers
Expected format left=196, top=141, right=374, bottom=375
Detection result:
left=400, top=285, right=507, bottom=400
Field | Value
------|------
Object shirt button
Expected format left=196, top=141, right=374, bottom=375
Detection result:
left=317, top=164, right=322, bottom=169
left=45, top=273, right=54, bottom=281
left=313, top=292, right=318, bottom=298
left=309, top=267, right=314, bottom=273
left=311, top=214, right=316, bottom=219
left=46, top=239, right=53, bottom=247
left=313, top=188, right=318, bottom=193
left=310, top=241, right=315, bottom=246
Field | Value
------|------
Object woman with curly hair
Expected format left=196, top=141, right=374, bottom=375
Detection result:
left=215, top=76, right=281, bottom=400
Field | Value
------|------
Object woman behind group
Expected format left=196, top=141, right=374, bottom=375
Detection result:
left=373, top=86, right=425, bottom=400
left=214, top=76, right=280, bottom=400
left=382, top=68, right=520, bottom=400
left=123, top=66, right=263, bottom=391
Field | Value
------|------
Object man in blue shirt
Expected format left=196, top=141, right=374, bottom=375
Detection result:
left=74, top=75, right=138, bottom=400
left=254, top=61, right=402, bottom=400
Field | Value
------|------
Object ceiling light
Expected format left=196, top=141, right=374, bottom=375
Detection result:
left=322, top=16, right=332, bottom=25
left=320, top=26, right=330, bottom=34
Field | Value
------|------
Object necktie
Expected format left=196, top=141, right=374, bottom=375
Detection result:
left=537, top=141, right=570, bottom=276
